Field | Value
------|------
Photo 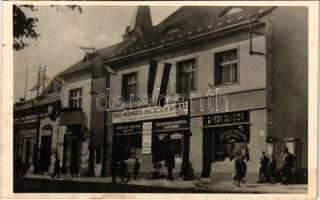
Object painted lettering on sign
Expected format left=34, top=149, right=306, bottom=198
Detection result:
left=142, top=122, right=152, bottom=154
left=204, top=111, right=249, bottom=126
left=112, top=102, right=188, bottom=124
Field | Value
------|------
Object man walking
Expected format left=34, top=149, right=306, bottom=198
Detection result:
left=52, top=154, right=60, bottom=178
left=133, top=158, right=140, bottom=180
left=268, top=154, right=276, bottom=184
left=165, top=153, right=175, bottom=181
left=258, top=151, right=269, bottom=183
left=110, top=160, right=118, bottom=183
left=282, top=147, right=295, bottom=184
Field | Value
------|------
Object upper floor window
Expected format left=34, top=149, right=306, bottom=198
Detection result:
left=122, top=72, right=138, bottom=100
left=214, top=49, right=238, bottom=85
left=177, top=58, right=197, bottom=92
left=69, top=88, right=82, bottom=109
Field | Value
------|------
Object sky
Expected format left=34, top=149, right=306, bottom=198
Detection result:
left=13, top=5, right=179, bottom=102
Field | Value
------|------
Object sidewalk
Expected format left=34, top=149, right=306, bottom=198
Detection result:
left=25, top=174, right=307, bottom=193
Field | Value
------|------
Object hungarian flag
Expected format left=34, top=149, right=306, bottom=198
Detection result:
left=147, top=60, right=172, bottom=106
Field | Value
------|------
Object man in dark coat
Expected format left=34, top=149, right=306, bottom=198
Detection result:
left=233, top=153, right=246, bottom=186
left=165, top=153, right=175, bottom=181
left=282, top=148, right=295, bottom=184
left=268, top=154, right=276, bottom=184
left=258, top=151, right=269, bottom=183
left=14, top=157, right=24, bottom=179
left=133, top=158, right=140, bottom=180
left=119, top=160, right=127, bottom=181
left=110, top=161, right=118, bottom=183
left=52, top=155, right=61, bottom=178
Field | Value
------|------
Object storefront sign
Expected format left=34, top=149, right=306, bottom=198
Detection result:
left=20, top=129, right=36, bottom=138
left=153, top=119, right=189, bottom=131
left=204, top=111, right=249, bottom=126
left=19, top=122, right=38, bottom=130
left=113, top=123, right=142, bottom=135
left=142, top=122, right=152, bottom=154
left=112, top=102, right=188, bottom=124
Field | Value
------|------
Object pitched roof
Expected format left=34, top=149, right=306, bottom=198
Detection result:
left=14, top=91, right=61, bottom=111
left=110, top=6, right=275, bottom=61
left=57, top=6, right=275, bottom=75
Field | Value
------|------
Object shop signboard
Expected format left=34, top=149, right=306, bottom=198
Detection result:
left=204, top=111, right=249, bottom=126
left=153, top=119, right=189, bottom=132
left=112, top=102, right=188, bottom=124
left=113, top=123, right=142, bottom=135
left=142, top=122, right=152, bottom=154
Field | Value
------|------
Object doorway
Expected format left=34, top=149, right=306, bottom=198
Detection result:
left=39, top=135, right=52, bottom=172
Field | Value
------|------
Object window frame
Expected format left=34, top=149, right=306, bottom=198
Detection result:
left=68, top=87, right=83, bottom=109
left=176, top=57, right=198, bottom=93
left=213, top=47, right=240, bottom=86
left=121, top=71, right=139, bottom=101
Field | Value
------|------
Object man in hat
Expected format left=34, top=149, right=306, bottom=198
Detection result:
left=282, top=147, right=295, bottom=184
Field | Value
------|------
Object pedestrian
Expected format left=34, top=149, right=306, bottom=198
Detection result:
left=268, top=154, right=276, bottom=184
left=240, top=155, right=247, bottom=185
left=282, top=147, right=295, bottom=184
left=258, top=151, right=269, bottom=183
left=133, top=158, right=140, bottom=180
left=110, top=160, right=118, bottom=183
left=165, top=152, right=175, bottom=181
left=119, top=159, right=127, bottom=182
left=233, top=153, right=241, bottom=187
left=14, top=157, right=24, bottom=179
left=70, top=157, right=79, bottom=178
left=233, top=152, right=246, bottom=187
left=52, top=154, right=60, bottom=178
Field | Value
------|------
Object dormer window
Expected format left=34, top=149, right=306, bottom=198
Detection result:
left=162, top=26, right=181, bottom=35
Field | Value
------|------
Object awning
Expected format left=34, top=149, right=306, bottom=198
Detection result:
left=59, top=110, right=86, bottom=126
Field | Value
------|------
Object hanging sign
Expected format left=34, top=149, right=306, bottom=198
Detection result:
left=142, top=122, right=152, bottom=154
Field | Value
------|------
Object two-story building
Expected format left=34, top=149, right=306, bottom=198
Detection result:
left=14, top=79, right=62, bottom=175
left=100, top=6, right=308, bottom=182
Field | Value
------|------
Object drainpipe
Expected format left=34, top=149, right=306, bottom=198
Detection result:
left=100, top=64, right=114, bottom=177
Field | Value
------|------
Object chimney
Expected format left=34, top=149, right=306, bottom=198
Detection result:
left=122, top=6, right=153, bottom=42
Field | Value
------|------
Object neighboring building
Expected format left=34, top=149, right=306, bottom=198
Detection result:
left=14, top=79, right=62, bottom=175
left=101, top=6, right=308, bottom=182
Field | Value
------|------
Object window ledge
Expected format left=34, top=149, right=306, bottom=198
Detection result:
left=214, top=82, right=239, bottom=87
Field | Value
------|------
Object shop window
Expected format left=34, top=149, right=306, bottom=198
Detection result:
left=177, top=58, right=197, bottom=92
left=214, top=49, right=238, bottom=85
left=122, top=72, right=138, bottom=100
left=69, top=88, right=82, bottom=109
left=152, top=132, right=183, bottom=163
left=213, top=125, right=250, bottom=162
left=112, top=134, right=142, bottom=161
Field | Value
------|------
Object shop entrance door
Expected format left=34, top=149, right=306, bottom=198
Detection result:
left=202, top=128, right=213, bottom=178
left=63, top=135, right=81, bottom=174
left=40, top=135, right=52, bottom=172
